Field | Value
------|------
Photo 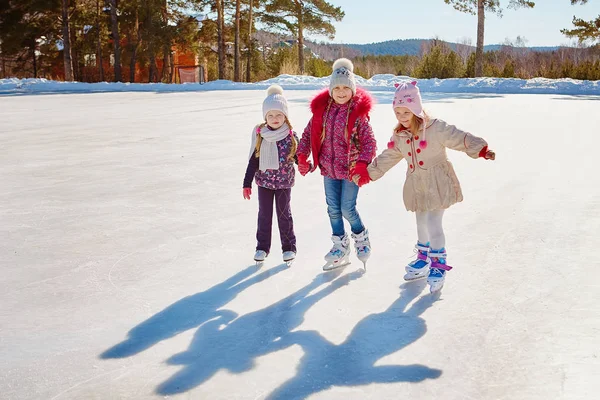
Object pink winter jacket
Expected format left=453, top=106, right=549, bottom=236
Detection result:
left=298, top=88, right=377, bottom=180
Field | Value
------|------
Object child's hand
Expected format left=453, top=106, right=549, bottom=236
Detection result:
left=351, top=161, right=371, bottom=187
left=484, top=150, right=496, bottom=160
left=243, top=187, right=252, bottom=200
left=297, top=154, right=312, bottom=176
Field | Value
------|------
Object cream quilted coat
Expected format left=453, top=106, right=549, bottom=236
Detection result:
left=367, top=118, right=488, bottom=212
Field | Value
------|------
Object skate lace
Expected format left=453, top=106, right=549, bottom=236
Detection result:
left=353, top=237, right=370, bottom=254
left=408, top=248, right=428, bottom=260
left=329, top=244, right=346, bottom=256
left=356, top=247, right=367, bottom=255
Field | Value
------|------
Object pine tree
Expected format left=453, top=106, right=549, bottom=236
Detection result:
left=263, top=0, right=343, bottom=74
left=561, top=0, right=600, bottom=43
left=443, top=0, right=534, bottom=77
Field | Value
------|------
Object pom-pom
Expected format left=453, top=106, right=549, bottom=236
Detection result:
left=332, top=58, right=354, bottom=72
left=411, top=80, right=418, bottom=86
left=419, top=140, right=428, bottom=149
left=394, top=82, right=400, bottom=88
left=267, top=84, right=284, bottom=96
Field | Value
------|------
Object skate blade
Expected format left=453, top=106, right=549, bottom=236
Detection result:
left=255, top=261, right=264, bottom=267
left=428, top=279, right=445, bottom=293
left=359, top=259, right=368, bottom=272
left=285, top=260, right=295, bottom=267
left=403, top=273, right=428, bottom=282
left=323, top=260, right=351, bottom=271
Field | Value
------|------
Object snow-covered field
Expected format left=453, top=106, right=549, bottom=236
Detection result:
left=1, top=83, right=599, bottom=399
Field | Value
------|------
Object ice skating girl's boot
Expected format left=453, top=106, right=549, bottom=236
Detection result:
left=254, top=250, right=268, bottom=266
left=323, top=234, right=351, bottom=271
left=404, top=242, right=430, bottom=281
left=427, top=248, right=453, bottom=293
left=351, top=229, right=371, bottom=268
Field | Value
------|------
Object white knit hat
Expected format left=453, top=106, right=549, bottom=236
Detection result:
left=329, top=58, right=356, bottom=96
left=262, top=84, right=288, bottom=119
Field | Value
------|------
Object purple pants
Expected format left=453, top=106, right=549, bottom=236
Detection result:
left=257, top=186, right=296, bottom=254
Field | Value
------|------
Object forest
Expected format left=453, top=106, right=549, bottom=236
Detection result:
left=0, top=0, right=598, bottom=82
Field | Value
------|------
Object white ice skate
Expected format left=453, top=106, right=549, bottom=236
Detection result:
left=254, top=250, right=268, bottom=267
left=351, top=229, right=371, bottom=270
left=323, top=234, right=351, bottom=271
left=404, top=242, right=431, bottom=281
left=283, top=251, right=296, bottom=267
left=427, top=248, right=453, bottom=293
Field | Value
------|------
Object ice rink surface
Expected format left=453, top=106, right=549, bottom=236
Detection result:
left=1, top=90, right=599, bottom=399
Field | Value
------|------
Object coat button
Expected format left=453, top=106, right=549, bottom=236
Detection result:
left=419, top=161, right=424, bottom=166
left=406, top=139, right=410, bottom=144
left=408, top=152, right=412, bottom=156
left=416, top=148, right=421, bottom=153
left=415, top=136, right=419, bottom=140
left=409, top=164, right=413, bottom=169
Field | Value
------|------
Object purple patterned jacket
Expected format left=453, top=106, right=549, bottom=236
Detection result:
left=243, top=132, right=298, bottom=190
left=298, top=88, right=377, bottom=180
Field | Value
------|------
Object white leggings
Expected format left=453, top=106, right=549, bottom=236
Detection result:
left=415, top=210, right=445, bottom=250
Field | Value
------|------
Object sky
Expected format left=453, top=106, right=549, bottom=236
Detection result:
left=317, top=0, right=600, bottom=47
left=1, top=82, right=599, bottom=399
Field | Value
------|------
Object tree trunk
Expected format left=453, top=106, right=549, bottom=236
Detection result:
left=96, top=0, right=104, bottom=81
left=149, top=50, right=158, bottom=82
left=0, top=41, right=5, bottom=78
left=32, top=46, right=37, bottom=78
left=234, top=0, right=241, bottom=81
left=216, top=0, right=225, bottom=79
left=160, top=0, right=171, bottom=82
left=246, top=0, right=253, bottom=82
left=108, top=0, right=122, bottom=81
left=475, top=0, right=485, bottom=77
left=129, top=42, right=138, bottom=82
left=129, top=9, right=141, bottom=83
left=296, top=2, right=304, bottom=74
left=61, top=0, right=74, bottom=81
left=162, top=46, right=171, bottom=83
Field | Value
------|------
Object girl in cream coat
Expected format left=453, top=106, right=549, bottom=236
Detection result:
left=353, top=81, right=495, bottom=293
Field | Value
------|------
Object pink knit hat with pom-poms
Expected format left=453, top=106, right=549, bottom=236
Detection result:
left=393, top=80, right=425, bottom=119
left=393, top=80, right=428, bottom=149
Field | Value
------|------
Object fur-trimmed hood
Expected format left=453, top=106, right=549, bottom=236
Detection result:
left=309, top=87, right=373, bottom=119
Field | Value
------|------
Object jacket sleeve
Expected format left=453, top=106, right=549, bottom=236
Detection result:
left=356, top=117, right=378, bottom=163
left=297, top=118, right=313, bottom=158
left=292, top=132, right=300, bottom=164
left=243, top=153, right=259, bottom=188
left=435, top=119, right=488, bottom=159
left=367, top=137, right=405, bottom=181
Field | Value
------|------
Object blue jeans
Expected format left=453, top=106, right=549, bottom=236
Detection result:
left=323, top=176, right=365, bottom=237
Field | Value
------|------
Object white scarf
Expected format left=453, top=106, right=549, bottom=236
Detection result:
left=248, top=123, right=290, bottom=171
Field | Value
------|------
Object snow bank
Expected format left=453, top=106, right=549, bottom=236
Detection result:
left=1, top=74, right=599, bottom=95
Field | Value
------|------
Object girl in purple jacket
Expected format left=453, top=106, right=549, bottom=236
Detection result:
left=297, top=58, right=377, bottom=270
left=243, top=85, right=298, bottom=266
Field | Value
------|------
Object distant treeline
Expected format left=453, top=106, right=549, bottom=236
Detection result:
left=1, top=1, right=598, bottom=82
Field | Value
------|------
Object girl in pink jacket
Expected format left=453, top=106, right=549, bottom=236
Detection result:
left=354, top=81, right=495, bottom=293
left=297, top=58, right=377, bottom=271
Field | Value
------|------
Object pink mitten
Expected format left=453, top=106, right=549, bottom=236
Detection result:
left=243, top=187, right=252, bottom=200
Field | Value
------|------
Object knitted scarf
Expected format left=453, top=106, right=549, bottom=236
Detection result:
left=248, top=123, right=290, bottom=171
